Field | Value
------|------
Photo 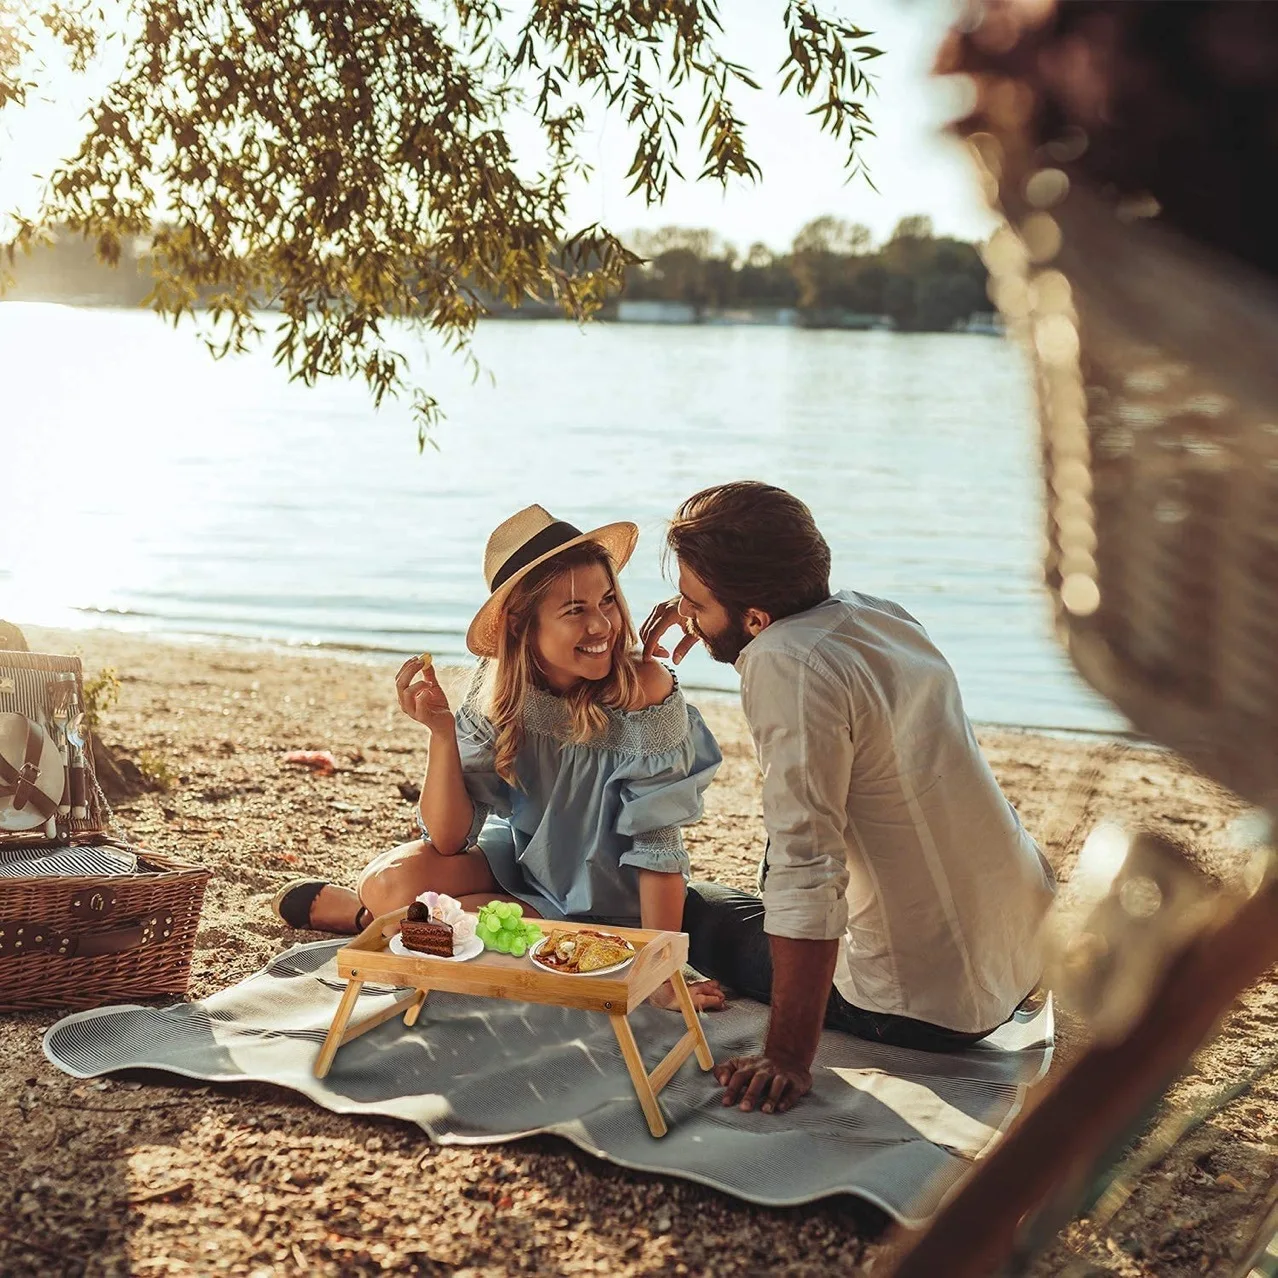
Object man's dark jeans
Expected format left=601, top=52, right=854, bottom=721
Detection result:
left=681, top=881, right=990, bottom=1052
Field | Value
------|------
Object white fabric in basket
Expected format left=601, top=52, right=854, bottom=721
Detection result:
left=0, top=844, right=138, bottom=878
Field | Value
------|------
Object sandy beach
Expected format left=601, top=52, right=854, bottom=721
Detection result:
left=2, top=625, right=1275, bottom=1277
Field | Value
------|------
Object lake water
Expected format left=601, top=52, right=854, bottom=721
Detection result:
left=0, top=302, right=1125, bottom=732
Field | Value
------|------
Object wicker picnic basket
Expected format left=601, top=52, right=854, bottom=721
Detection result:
left=0, top=650, right=210, bottom=1011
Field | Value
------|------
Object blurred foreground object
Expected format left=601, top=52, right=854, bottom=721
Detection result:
left=888, top=827, right=1276, bottom=1277
left=886, top=2, right=1278, bottom=1273
left=946, top=0, right=1278, bottom=811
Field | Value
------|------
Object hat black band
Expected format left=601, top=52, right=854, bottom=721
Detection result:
left=490, top=521, right=584, bottom=592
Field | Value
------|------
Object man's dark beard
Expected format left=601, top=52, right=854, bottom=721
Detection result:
left=696, top=613, right=753, bottom=665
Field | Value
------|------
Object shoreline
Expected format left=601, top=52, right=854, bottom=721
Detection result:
left=2, top=623, right=1273, bottom=1276
left=13, top=620, right=1140, bottom=743
left=0, top=298, right=994, bottom=334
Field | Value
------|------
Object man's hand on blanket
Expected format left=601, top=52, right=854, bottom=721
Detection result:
left=714, top=1054, right=813, bottom=1114
left=648, top=977, right=726, bottom=1012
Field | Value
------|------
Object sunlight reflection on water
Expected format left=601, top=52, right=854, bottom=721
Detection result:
left=0, top=303, right=1124, bottom=731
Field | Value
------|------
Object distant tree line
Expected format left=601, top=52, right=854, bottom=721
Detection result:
left=4, top=214, right=991, bottom=334
left=3, top=230, right=155, bottom=306
left=622, top=215, right=991, bottom=331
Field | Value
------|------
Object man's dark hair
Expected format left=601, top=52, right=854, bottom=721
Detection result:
left=666, top=481, right=832, bottom=621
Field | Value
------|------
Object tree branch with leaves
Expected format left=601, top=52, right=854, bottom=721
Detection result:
left=2, top=1, right=880, bottom=443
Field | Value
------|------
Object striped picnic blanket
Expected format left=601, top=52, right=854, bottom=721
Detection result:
left=43, top=938, right=1054, bottom=1222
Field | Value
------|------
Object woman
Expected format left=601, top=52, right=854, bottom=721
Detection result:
left=274, top=504, right=726, bottom=1010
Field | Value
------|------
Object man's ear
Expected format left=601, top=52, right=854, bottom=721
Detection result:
left=742, top=608, right=772, bottom=637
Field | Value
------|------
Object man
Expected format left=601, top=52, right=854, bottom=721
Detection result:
left=643, top=481, right=1056, bottom=1116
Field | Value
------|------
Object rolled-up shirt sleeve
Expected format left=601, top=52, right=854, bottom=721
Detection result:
left=743, top=648, right=853, bottom=941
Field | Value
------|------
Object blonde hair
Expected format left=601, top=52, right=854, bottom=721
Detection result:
left=485, top=541, right=641, bottom=785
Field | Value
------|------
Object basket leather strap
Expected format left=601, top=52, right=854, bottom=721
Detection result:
left=0, top=719, right=59, bottom=822
left=0, top=912, right=173, bottom=959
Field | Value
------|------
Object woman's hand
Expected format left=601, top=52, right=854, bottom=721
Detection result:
left=640, top=596, right=701, bottom=664
left=648, top=977, right=726, bottom=1012
left=395, top=657, right=454, bottom=734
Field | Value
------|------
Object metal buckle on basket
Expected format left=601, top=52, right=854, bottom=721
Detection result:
left=69, top=888, right=118, bottom=920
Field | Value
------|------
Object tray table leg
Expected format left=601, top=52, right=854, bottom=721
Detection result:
left=315, top=977, right=364, bottom=1079
left=670, top=970, right=715, bottom=1070
left=337, top=992, right=424, bottom=1048
left=316, top=982, right=425, bottom=1078
left=403, top=988, right=429, bottom=1026
left=610, top=1013, right=668, bottom=1138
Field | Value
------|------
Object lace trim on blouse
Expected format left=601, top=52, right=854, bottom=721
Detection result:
left=523, top=682, right=689, bottom=755
left=628, top=824, right=687, bottom=863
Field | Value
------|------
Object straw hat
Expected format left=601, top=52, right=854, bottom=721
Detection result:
left=465, top=505, right=639, bottom=657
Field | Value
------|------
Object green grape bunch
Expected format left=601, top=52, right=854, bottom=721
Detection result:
left=475, top=901, right=544, bottom=958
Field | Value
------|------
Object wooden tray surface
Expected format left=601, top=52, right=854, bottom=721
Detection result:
left=336, top=912, right=688, bottom=1014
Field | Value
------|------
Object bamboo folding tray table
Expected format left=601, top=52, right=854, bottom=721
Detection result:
left=315, top=911, right=715, bottom=1138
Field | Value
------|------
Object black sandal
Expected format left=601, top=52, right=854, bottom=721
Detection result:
left=272, top=879, right=371, bottom=933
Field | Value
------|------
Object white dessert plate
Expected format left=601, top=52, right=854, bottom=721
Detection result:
left=389, top=932, right=484, bottom=962
left=528, top=933, right=636, bottom=977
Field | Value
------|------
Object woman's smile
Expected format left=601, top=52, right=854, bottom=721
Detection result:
left=530, top=561, right=625, bottom=690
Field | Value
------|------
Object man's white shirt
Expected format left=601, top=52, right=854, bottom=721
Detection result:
left=736, top=591, right=1056, bottom=1033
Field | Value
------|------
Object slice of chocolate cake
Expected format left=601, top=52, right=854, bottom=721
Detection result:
left=399, top=901, right=454, bottom=957
left=399, top=919, right=454, bottom=956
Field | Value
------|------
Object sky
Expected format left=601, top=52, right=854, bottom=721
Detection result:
left=0, top=0, right=994, bottom=254
left=561, top=0, right=996, bottom=252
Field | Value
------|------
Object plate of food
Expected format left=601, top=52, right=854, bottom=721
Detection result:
left=389, top=893, right=483, bottom=962
left=529, top=928, right=636, bottom=976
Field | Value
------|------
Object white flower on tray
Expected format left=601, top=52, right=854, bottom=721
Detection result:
left=413, top=890, right=477, bottom=943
